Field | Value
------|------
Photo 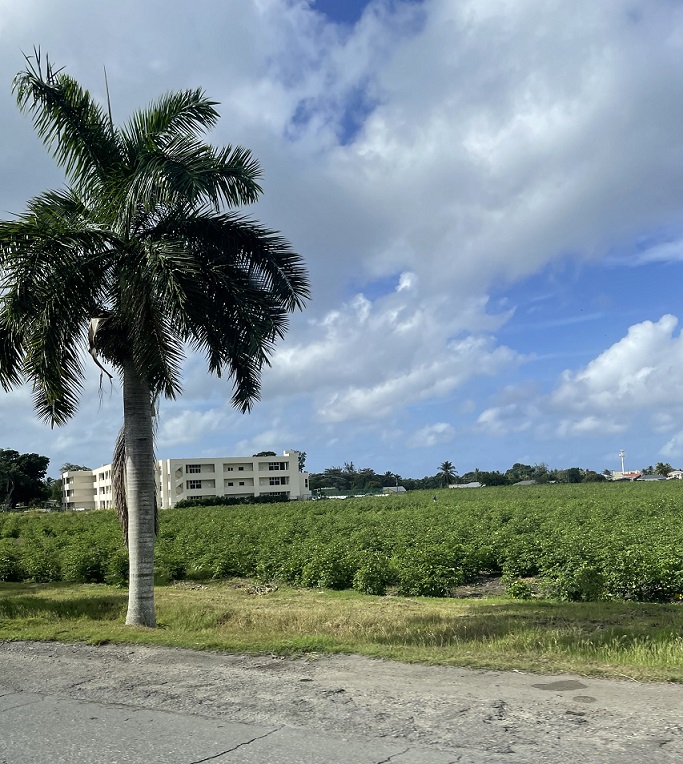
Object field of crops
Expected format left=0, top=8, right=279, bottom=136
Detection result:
left=1, top=482, right=682, bottom=603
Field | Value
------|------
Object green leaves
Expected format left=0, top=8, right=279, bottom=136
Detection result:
left=1, top=53, right=309, bottom=426
left=13, top=49, right=120, bottom=201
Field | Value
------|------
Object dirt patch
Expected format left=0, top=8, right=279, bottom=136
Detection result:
left=454, top=572, right=507, bottom=598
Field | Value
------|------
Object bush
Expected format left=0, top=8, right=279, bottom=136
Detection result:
left=394, top=546, right=464, bottom=597
left=61, top=544, right=106, bottom=583
left=0, top=538, right=22, bottom=581
left=19, top=540, right=61, bottom=582
left=542, top=560, right=606, bottom=601
left=352, top=551, right=393, bottom=595
left=174, top=494, right=287, bottom=509
left=154, top=542, right=187, bottom=584
left=504, top=578, right=534, bottom=600
left=300, top=544, right=355, bottom=589
left=104, top=548, right=129, bottom=586
left=603, top=547, right=683, bottom=602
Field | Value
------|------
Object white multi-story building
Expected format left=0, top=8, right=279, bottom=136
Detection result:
left=62, top=450, right=310, bottom=510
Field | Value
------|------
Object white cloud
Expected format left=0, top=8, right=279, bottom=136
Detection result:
left=631, top=239, right=683, bottom=265
left=550, top=315, right=683, bottom=413
left=476, top=404, right=535, bottom=437
left=660, top=431, right=683, bottom=460
left=651, top=412, right=678, bottom=434
left=158, top=408, right=235, bottom=447
left=409, top=422, right=456, bottom=448
left=556, top=416, right=628, bottom=438
left=262, top=269, right=519, bottom=424
left=234, top=425, right=296, bottom=456
left=476, top=315, right=683, bottom=444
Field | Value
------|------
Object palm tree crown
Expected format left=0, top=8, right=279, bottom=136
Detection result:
left=1, top=52, right=308, bottom=422
left=439, top=460, right=457, bottom=487
left=0, top=51, right=309, bottom=626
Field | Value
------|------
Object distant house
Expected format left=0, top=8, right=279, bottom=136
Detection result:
left=450, top=482, right=484, bottom=489
left=610, top=471, right=642, bottom=482
left=638, top=474, right=667, bottom=481
left=667, top=470, right=683, bottom=480
left=382, top=486, right=407, bottom=494
left=513, top=479, right=537, bottom=486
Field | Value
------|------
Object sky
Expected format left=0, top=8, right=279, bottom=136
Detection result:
left=2, top=0, right=683, bottom=479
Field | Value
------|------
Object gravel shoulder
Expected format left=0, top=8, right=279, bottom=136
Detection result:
left=1, top=640, right=682, bottom=762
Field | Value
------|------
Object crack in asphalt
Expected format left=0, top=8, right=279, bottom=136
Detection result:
left=375, top=748, right=410, bottom=763
left=0, top=693, right=44, bottom=714
left=188, top=726, right=281, bottom=763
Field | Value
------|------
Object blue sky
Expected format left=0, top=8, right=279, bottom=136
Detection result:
left=1, top=0, right=683, bottom=479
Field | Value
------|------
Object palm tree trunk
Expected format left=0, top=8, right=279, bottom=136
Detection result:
left=123, top=359, right=157, bottom=627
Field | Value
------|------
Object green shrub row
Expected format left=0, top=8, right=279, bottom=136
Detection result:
left=1, top=483, right=682, bottom=602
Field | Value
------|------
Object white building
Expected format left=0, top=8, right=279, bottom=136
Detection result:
left=62, top=467, right=111, bottom=511
left=62, top=450, right=310, bottom=510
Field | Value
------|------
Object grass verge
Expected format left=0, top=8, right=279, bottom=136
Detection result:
left=1, top=580, right=682, bottom=682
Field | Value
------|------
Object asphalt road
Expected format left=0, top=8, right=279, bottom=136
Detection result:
left=1, top=640, right=682, bottom=763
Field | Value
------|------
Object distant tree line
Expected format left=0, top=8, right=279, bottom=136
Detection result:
left=641, top=463, right=675, bottom=476
left=307, top=460, right=670, bottom=492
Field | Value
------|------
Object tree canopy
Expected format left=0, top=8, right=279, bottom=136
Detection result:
left=439, top=460, right=457, bottom=486
left=0, top=448, right=50, bottom=507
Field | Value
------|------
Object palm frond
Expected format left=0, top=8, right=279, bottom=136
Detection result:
left=152, top=210, right=310, bottom=309
left=121, top=88, right=219, bottom=150
left=13, top=50, right=122, bottom=197
left=0, top=191, right=113, bottom=425
left=0, top=310, right=25, bottom=391
left=112, top=424, right=128, bottom=546
left=121, top=140, right=263, bottom=224
left=135, top=210, right=308, bottom=411
left=205, top=144, right=263, bottom=207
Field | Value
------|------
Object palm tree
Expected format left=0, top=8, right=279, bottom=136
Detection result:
left=0, top=52, right=309, bottom=626
left=439, top=460, right=457, bottom=487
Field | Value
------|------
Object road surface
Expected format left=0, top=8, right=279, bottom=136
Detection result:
left=1, top=640, right=681, bottom=762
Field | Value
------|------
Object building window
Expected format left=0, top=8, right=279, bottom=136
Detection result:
left=187, top=464, right=202, bottom=474
left=226, top=467, right=234, bottom=471
left=187, top=480, right=202, bottom=489
left=238, top=466, right=244, bottom=471
left=268, top=461, right=287, bottom=471
left=239, top=481, right=245, bottom=486
left=227, top=482, right=234, bottom=486
left=269, top=477, right=282, bottom=485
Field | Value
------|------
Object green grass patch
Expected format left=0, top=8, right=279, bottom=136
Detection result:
left=2, top=580, right=683, bottom=682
